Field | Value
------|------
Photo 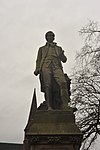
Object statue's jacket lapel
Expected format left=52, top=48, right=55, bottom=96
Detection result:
left=36, top=44, right=64, bottom=72
left=38, top=45, right=49, bottom=71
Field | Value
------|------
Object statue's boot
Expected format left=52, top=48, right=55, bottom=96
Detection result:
left=45, top=88, right=52, bottom=110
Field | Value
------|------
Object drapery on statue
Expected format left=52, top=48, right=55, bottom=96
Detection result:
left=34, top=31, right=71, bottom=110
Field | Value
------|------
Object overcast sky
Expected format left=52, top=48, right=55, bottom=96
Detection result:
left=0, top=0, right=100, bottom=148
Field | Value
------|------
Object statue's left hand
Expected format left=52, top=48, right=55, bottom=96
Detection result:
left=34, top=70, right=39, bottom=76
left=58, top=50, right=67, bottom=62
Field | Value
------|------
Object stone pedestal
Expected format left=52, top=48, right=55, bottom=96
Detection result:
left=24, top=109, right=83, bottom=150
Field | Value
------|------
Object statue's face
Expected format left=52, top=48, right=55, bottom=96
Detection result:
left=46, top=32, right=55, bottom=43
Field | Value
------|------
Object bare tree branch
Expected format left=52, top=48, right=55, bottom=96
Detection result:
left=71, top=20, right=100, bottom=150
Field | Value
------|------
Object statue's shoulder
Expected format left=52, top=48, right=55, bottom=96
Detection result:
left=55, top=44, right=62, bottom=50
left=38, top=45, right=47, bottom=52
left=39, top=45, right=46, bottom=53
left=39, top=44, right=47, bottom=49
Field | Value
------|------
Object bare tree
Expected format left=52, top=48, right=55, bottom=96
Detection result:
left=71, top=20, right=100, bottom=150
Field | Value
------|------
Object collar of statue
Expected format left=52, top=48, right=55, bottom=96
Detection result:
left=46, top=42, right=57, bottom=47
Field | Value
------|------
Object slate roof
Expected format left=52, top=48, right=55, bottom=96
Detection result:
left=0, top=143, right=23, bottom=150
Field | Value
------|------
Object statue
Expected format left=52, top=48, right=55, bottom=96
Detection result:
left=34, top=31, right=70, bottom=110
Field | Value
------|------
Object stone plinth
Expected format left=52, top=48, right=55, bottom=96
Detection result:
left=24, top=109, right=83, bottom=150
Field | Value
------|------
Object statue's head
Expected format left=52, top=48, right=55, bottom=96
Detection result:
left=45, top=31, right=55, bottom=43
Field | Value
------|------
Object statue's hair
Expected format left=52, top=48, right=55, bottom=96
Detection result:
left=45, top=31, right=55, bottom=37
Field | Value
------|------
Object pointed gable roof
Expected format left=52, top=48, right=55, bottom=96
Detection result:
left=24, top=88, right=37, bottom=131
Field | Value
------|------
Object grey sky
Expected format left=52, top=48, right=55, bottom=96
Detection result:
left=0, top=0, right=100, bottom=148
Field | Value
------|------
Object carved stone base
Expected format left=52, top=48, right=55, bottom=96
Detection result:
left=30, top=143, right=81, bottom=150
left=24, top=110, right=83, bottom=150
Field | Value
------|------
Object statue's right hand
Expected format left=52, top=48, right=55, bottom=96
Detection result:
left=34, top=70, right=39, bottom=76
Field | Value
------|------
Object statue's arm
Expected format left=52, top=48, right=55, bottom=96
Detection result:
left=59, top=47, right=67, bottom=63
left=34, top=48, right=42, bottom=76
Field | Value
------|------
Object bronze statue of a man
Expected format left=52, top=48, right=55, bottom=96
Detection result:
left=34, top=31, right=69, bottom=110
